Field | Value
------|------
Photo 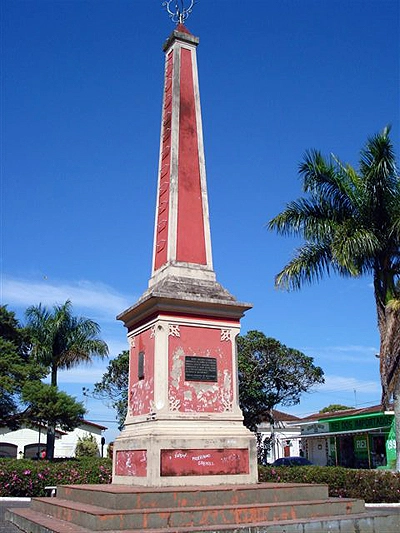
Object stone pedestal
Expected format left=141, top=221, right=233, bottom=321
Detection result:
left=112, top=277, right=258, bottom=486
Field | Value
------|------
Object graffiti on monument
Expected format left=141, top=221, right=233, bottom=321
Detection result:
left=160, top=448, right=249, bottom=476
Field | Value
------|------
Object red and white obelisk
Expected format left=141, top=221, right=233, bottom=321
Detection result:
left=113, top=16, right=257, bottom=487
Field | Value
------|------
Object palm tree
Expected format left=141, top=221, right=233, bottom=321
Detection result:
left=268, top=127, right=400, bottom=469
left=25, top=300, right=108, bottom=458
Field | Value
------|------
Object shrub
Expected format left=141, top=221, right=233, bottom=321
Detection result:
left=0, top=457, right=112, bottom=497
left=75, top=434, right=100, bottom=457
left=259, top=465, right=400, bottom=503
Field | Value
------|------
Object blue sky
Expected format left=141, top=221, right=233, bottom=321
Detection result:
left=1, top=0, right=399, bottom=444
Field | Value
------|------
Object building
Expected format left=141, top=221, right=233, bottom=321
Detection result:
left=298, top=405, right=395, bottom=468
left=257, top=410, right=302, bottom=463
left=0, top=419, right=107, bottom=459
left=257, top=405, right=396, bottom=469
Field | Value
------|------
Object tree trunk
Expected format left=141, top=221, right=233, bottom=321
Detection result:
left=51, top=365, right=57, bottom=387
left=379, top=301, right=400, bottom=471
left=394, top=378, right=400, bottom=472
left=375, top=296, right=400, bottom=472
left=46, top=364, right=58, bottom=459
left=46, top=426, right=55, bottom=460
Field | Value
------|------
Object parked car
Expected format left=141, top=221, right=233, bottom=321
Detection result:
left=271, top=456, right=313, bottom=467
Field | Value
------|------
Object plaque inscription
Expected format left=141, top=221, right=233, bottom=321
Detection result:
left=185, top=356, right=217, bottom=382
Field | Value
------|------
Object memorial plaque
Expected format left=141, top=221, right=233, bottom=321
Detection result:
left=185, top=356, right=217, bottom=382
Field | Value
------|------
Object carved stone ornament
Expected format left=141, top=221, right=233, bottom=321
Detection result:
left=221, top=329, right=232, bottom=342
left=169, top=324, right=181, bottom=337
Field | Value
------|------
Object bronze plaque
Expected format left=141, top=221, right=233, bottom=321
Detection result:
left=185, top=356, right=217, bottom=382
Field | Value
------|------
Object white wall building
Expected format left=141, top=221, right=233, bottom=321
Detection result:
left=0, top=420, right=107, bottom=459
left=257, top=410, right=302, bottom=464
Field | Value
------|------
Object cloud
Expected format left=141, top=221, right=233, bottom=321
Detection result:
left=56, top=366, right=107, bottom=385
left=323, top=345, right=377, bottom=354
left=1, top=276, right=133, bottom=320
left=288, top=374, right=382, bottom=418
left=302, top=344, right=378, bottom=363
left=315, top=375, right=380, bottom=395
left=55, top=338, right=129, bottom=386
left=103, top=338, right=129, bottom=357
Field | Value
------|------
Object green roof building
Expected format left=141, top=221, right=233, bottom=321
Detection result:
left=296, top=405, right=395, bottom=469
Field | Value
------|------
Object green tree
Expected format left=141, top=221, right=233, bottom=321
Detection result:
left=22, top=382, right=86, bottom=432
left=90, top=350, right=129, bottom=431
left=0, top=306, right=46, bottom=428
left=319, top=404, right=353, bottom=414
left=0, top=305, right=28, bottom=345
left=75, top=433, right=100, bottom=457
left=25, top=300, right=108, bottom=458
left=237, top=330, right=324, bottom=433
left=268, top=127, right=400, bottom=469
left=25, top=300, right=109, bottom=387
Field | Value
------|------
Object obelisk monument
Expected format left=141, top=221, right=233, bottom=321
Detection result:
left=113, top=1, right=257, bottom=487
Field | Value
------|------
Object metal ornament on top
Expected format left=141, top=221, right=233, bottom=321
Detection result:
left=163, top=0, right=195, bottom=24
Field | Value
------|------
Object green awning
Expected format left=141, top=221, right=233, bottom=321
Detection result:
left=319, top=412, right=387, bottom=423
left=299, top=426, right=390, bottom=438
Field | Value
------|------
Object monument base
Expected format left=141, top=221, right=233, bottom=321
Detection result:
left=8, top=481, right=397, bottom=533
left=112, top=419, right=258, bottom=486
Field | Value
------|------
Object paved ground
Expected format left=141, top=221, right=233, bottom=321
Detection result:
left=0, top=500, right=30, bottom=533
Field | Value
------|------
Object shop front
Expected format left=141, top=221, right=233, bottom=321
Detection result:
left=299, top=408, right=394, bottom=469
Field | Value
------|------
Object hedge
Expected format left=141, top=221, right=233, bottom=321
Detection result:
left=0, top=458, right=112, bottom=497
left=2, top=460, right=400, bottom=502
left=259, top=465, right=400, bottom=503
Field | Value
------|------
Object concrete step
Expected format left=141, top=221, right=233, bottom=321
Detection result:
left=7, top=506, right=400, bottom=533
left=57, top=482, right=329, bottom=509
left=29, top=495, right=365, bottom=530
left=5, top=507, right=92, bottom=533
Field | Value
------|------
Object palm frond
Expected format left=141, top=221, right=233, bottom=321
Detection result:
left=299, top=150, right=358, bottom=215
left=25, top=300, right=108, bottom=384
left=360, top=126, right=397, bottom=185
left=269, top=198, right=325, bottom=234
left=360, top=128, right=398, bottom=231
left=275, top=242, right=334, bottom=290
left=331, top=224, right=381, bottom=276
left=390, top=215, right=400, bottom=241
